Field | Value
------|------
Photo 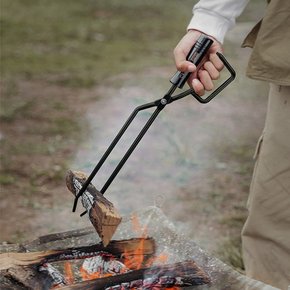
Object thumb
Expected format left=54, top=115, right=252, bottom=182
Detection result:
left=173, top=30, right=203, bottom=72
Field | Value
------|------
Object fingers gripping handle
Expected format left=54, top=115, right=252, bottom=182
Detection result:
left=170, top=34, right=213, bottom=89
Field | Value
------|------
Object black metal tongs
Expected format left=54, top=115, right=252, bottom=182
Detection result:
left=72, top=34, right=236, bottom=214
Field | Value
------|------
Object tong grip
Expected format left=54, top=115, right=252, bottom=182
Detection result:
left=189, top=52, right=236, bottom=104
left=170, top=34, right=213, bottom=89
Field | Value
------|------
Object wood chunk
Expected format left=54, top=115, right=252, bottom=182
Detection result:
left=0, top=250, right=59, bottom=270
left=0, top=238, right=155, bottom=271
left=66, top=170, right=122, bottom=246
left=44, top=237, right=156, bottom=262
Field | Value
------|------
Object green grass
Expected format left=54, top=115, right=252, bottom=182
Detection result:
left=1, top=0, right=194, bottom=87
left=0, top=173, right=15, bottom=185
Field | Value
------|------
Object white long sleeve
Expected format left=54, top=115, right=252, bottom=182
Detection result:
left=187, top=0, right=250, bottom=43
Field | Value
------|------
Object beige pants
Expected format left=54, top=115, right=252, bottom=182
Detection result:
left=242, top=84, right=290, bottom=290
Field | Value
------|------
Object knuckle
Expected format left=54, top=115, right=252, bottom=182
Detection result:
left=210, top=54, right=224, bottom=71
left=211, top=71, right=220, bottom=80
left=216, top=63, right=224, bottom=71
left=198, top=70, right=208, bottom=80
left=206, top=83, right=214, bottom=91
left=203, top=61, right=220, bottom=80
left=193, top=81, right=204, bottom=96
left=214, top=60, right=224, bottom=71
left=176, top=62, right=185, bottom=71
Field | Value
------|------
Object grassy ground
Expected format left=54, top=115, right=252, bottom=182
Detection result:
left=0, top=0, right=193, bottom=240
left=1, top=0, right=193, bottom=86
left=1, top=0, right=267, bottom=273
left=0, top=0, right=193, bottom=193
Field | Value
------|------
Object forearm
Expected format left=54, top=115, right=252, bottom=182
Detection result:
left=187, top=0, right=250, bottom=43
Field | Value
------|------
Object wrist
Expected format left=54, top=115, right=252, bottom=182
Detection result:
left=187, top=9, right=233, bottom=44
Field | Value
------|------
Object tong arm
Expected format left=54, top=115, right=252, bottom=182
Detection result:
left=72, top=99, right=163, bottom=212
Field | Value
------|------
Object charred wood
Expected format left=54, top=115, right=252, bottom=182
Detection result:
left=59, top=260, right=210, bottom=289
left=39, top=263, right=68, bottom=287
left=3, top=265, right=54, bottom=290
left=0, top=238, right=155, bottom=270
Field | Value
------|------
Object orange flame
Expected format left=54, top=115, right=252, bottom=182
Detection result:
left=80, top=266, right=114, bottom=281
left=80, top=265, right=100, bottom=281
left=122, top=214, right=171, bottom=271
left=59, top=214, right=181, bottom=290
left=144, top=252, right=169, bottom=268
left=64, top=262, right=74, bottom=285
left=121, top=214, right=149, bottom=270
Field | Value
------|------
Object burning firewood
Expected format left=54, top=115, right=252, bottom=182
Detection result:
left=66, top=170, right=122, bottom=246
left=1, top=238, right=156, bottom=289
left=1, top=232, right=210, bottom=289
left=59, top=260, right=210, bottom=289
left=0, top=238, right=155, bottom=271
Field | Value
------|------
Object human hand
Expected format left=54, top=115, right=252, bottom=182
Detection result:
left=173, top=30, right=224, bottom=96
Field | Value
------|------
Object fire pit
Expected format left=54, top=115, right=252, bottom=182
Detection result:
left=0, top=207, right=278, bottom=289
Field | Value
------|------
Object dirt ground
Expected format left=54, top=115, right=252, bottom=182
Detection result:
left=0, top=1, right=268, bottom=271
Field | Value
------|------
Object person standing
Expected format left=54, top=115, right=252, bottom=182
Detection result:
left=173, top=0, right=290, bottom=289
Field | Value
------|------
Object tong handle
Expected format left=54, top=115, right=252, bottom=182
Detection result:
left=189, top=52, right=236, bottom=103
left=170, top=34, right=213, bottom=89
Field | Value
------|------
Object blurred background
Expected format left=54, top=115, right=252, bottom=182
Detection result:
left=1, top=0, right=268, bottom=272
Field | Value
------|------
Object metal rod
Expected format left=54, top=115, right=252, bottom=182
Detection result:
left=100, top=104, right=164, bottom=194
left=72, top=100, right=158, bottom=212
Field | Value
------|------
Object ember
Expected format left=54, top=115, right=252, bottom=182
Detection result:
left=80, top=252, right=129, bottom=281
left=40, top=236, right=209, bottom=289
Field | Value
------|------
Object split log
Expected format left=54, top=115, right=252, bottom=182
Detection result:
left=66, top=170, right=122, bottom=246
left=59, top=260, right=210, bottom=289
left=0, top=238, right=155, bottom=271
left=0, top=250, right=59, bottom=271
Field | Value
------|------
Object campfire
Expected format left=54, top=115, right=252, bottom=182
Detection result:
left=0, top=169, right=276, bottom=290
left=0, top=167, right=276, bottom=290
left=0, top=207, right=277, bottom=290
left=37, top=243, right=210, bottom=289
left=0, top=212, right=210, bottom=289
